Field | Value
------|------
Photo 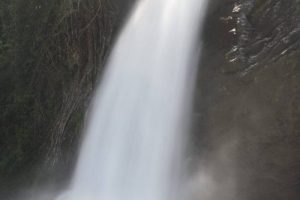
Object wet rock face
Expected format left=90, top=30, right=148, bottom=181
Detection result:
left=237, top=0, right=300, bottom=71
left=193, top=0, right=300, bottom=199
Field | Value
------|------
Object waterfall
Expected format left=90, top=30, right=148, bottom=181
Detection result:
left=57, top=0, right=207, bottom=199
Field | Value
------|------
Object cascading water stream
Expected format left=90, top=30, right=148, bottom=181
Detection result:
left=57, top=0, right=207, bottom=199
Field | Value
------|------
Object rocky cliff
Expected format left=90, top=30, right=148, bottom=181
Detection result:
left=0, top=0, right=299, bottom=199
left=191, top=0, right=300, bottom=199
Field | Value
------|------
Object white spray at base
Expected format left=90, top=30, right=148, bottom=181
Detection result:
left=57, top=0, right=207, bottom=199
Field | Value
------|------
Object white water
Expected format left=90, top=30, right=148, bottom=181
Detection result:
left=57, top=0, right=207, bottom=200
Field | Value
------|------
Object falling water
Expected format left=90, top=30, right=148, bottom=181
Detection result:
left=57, top=0, right=207, bottom=199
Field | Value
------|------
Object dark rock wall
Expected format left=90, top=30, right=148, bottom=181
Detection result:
left=0, top=0, right=299, bottom=199
left=192, top=0, right=300, bottom=199
left=0, top=0, right=127, bottom=198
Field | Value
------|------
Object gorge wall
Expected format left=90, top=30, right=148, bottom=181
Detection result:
left=0, top=0, right=299, bottom=199
left=192, top=0, right=300, bottom=199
